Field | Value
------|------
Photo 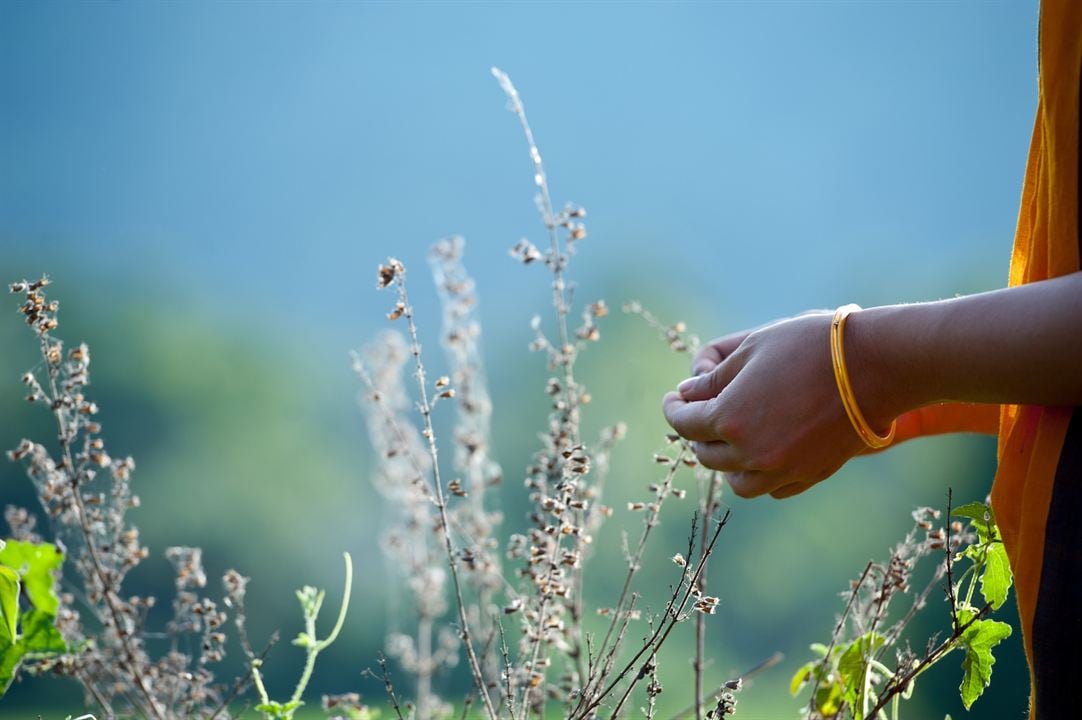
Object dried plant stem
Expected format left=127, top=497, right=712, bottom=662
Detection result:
left=945, top=488, right=959, bottom=632
left=208, top=634, right=279, bottom=720
left=875, top=562, right=947, bottom=667
left=396, top=278, right=499, bottom=720
left=518, top=538, right=561, bottom=716
left=807, top=560, right=873, bottom=715
left=569, top=560, right=588, bottom=686
left=603, top=513, right=729, bottom=720
left=668, top=652, right=784, bottom=720
left=645, top=652, right=660, bottom=720
left=582, top=447, right=689, bottom=705
left=622, top=302, right=700, bottom=356
left=694, top=472, right=723, bottom=720
left=352, top=356, right=434, bottom=502
left=587, top=593, right=639, bottom=710
left=573, top=512, right=729, bottom=720
left=497, top=616, right=517, bottom=720
left=371, top=654, right=408, bottom=720
left=457, top=622, right=499, bottom=720
left=491, top=69, right=577, bottom=419
left=416, top=615, right=435, bottom=718
left=495, top=67, right=599, bottom=713
left=74, top=666, right=115, bottom=718
left=41, top=338, right=166, bottom=720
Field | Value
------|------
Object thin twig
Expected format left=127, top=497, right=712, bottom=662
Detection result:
left=393, top=270, right=499, bottom=720
left=208, top=633, right=280, bottom=720
left=875, top=563, right=947, bottom=665
left=604, top=513, right=729, bottom=720
left=945, top=488, right=959, bottom=633
left=74, top=665, right=115, bottom=719
left=458, top=620, right=499, bottom=719
left=583, top=447, right=689, bottom=701
left=367, top=653, right=408, bottom=720
left=573, top=511, right=729, bottom=720
left=497, top=615, right=517, bottom=720
left=694, top=471, right=722, bottom=720
left=41, top=337, right=166, bottom=720
left=806, top=560, right=874, bottom=714
left=667, top=652, right=784, bottom=720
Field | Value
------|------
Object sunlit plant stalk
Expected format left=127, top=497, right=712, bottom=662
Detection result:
left=251, top=552, right=354, bottom=720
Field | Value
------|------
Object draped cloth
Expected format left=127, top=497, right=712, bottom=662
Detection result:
left=989, top=2, right=1082, bottom=716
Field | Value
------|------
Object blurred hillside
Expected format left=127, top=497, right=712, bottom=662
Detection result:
left=0, top=255, right=1026, bottom=718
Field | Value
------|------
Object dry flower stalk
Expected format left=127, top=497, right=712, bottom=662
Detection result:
left=6, top=278, right=252, bottom=718
left=356, top=70, right=731, bottom=720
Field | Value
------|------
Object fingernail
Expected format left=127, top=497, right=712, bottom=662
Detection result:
left=677, top=377, right=697, bottom=395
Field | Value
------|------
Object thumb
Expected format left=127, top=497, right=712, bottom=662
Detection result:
left=677, top=356, right=738, bottom=402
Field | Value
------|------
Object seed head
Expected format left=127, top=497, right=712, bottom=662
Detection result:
left=377, top=259, right=405, bottom=289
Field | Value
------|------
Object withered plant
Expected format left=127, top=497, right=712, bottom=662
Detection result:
left=5, top=277, right=359, bottom=719
left=354, top=69, right=734, bottom=720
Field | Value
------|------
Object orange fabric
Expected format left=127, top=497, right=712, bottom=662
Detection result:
left=989, top=2, right=1082, bottom=717
left=893, top=402, right=999, bottom=443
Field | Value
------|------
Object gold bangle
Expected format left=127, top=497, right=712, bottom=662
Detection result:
left=830, top=304, right=896, bottom=449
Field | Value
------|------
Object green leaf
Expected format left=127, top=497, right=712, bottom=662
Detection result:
left=980, top=542, right=1013, bottom=610
left=0, top=641, right=26, bottom=696
left=953, top=502, right=995, bottom=543
left=790, top=661, right=816, bottom=696
left=809, top=642, right=829, bottom=657
left=959, top=618, right=1012, bottom=709
left=255, top=699, right=303, bottom=719
left=0, top=540, right=63, bottom=615
left=0, top=566, right=19, bottom=647
left=19, top=609, right=66, bottom=654
left=837, top=632, right=885, bottom=712
left=814, top=681, right=843, bottom=716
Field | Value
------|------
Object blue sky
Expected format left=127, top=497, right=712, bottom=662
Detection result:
left=2, top=0, right=1038, bottom=340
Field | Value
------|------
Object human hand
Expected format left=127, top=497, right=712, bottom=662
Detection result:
left=688, top=309, right=833, bottom=376
left=663, top=311, right=881, bottom=499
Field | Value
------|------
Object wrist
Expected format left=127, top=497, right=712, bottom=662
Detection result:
left=843, top=305, right=927, bottom=432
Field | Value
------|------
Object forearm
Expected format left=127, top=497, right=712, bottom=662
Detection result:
left=848, top=271, right=1082, bottom=428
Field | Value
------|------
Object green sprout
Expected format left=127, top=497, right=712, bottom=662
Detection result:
left=252, top=552, right=354, bottom=720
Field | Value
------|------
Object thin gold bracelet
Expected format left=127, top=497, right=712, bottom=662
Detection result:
left=830, top=304, right=896, bottom=449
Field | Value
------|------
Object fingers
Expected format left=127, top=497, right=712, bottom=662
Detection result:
left=691, top=312, right=830, bottom=376
left=725, top=471, right=781, bottom=499
left=691, top=331, right=751, bottom=376
left=690, top=345, right=723, bottom=377
left=769, top=479, right=817, bottom=499
left=726, top=471, right=821, bottom=499
left=662, top=392, right=721, bottom=442
left=689, top=440, right=745, bottom=472
left=678, top=354, right=741, bottom=402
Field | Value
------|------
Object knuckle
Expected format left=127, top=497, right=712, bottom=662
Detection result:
left=709, top=404, right=739, bottom=442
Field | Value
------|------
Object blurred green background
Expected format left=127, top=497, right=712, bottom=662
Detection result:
left=1, top=1, right=1037, bottom=718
